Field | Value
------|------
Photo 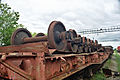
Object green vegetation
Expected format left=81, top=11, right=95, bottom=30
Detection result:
left=0, top=3, right=23, bottom=46
left=90, top=71, right=106, bottom=80
left=90, top=54, right=112, bottom=80
left=104, top=59, right=111, bottom=69
left=114, top=50, right=120, bottom=72
left=114, top=49, right=118, bottom=54
left=31, top=32, right=37, bottom=37
left=90, top=59, right=111, bottom=80
left=91, top=49, right=120, bottom=80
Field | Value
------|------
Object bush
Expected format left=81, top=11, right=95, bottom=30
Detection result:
left=0, top=3, right=23, bottom=46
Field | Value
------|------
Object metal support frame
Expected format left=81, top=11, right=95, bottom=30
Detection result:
left=0, top=42, right=113, bottom=80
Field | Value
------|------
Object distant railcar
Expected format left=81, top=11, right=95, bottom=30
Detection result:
left=117, top=46, right=120, bottom=52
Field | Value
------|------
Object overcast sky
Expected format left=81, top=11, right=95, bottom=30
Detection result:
left=2, top=0, right=120, bottom=48
left=2, top=0, right=120, bottom=32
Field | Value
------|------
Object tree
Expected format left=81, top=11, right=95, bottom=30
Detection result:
left=31, top=32, right=37, bottom=37
left=0, top=3, right=23, bottom=46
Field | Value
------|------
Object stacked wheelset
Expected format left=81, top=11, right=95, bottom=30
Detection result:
left=11, top=21, right=102, bottom=53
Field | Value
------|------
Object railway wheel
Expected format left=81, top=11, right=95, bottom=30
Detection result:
left=35, top=33, right=45, bottom=37
left=78, top=46, right=83, bottom=53
left=11, top=28, right=32, bottom=45
left=84, top=46, right=89, bottom=53
left=88, top=47, right=92, bottom=53
left=67, top=29, right=78, bottom=53
left=48, top=21, right=67, bottom=51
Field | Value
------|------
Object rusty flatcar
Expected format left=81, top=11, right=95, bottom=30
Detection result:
left=0, top=21, right=113, bottom=80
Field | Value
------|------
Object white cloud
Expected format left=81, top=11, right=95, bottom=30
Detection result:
left=2, top=0, right=120, bottom=47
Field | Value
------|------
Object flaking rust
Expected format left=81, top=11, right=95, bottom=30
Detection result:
left=0, top=21, right=113, bottom=80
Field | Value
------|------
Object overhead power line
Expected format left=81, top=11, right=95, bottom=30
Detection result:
left=78, top=25, right=120, bottom=34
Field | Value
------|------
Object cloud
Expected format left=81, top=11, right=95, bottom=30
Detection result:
left=2, top=0, right=120, bottom=32
left=2, top=0, right=120, bottom=47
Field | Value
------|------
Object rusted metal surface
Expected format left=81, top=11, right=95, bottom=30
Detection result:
left=0, top=60, right=33, bottom=80
left=95, top=40, right=98, bottom=45
left=0, top=42, right=113, bottom=80
left=69, top=29, right=77, bottom=40
left=11, top=21, right=104, bottom=53
left=67, top=29, right=78, bottom=53
left=23, top=36, right=48, bottom=43
left=11, top=28, right=32, bottom=45
left=0, top=21, right=114, bottom=80
left=0, top=42, right=49, bottom=53
left=48, top=21, right=67, bottom=51
left=35, top=33, right=45, bottom=37
left=11, top=28, right=48, bottom=44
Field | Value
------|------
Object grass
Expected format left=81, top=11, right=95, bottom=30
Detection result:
left=90, top=49, right=120, bottom=80
left=90, top=58, right=111, bottom=80
left=104, top=59, right=111, bottom=69
left=90, top=71, right=106, bottom=80
left=114, top=50, right=120, bottom=72
left=90, top=50, right=113, bottom=80
left=90, top=59, right=111, bottom=80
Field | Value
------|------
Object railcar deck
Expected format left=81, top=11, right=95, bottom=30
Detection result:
left=0, top=42, right=113, bottom=80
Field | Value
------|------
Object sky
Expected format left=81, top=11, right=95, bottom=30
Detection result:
left=2, top=0, right=120, bottom=48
